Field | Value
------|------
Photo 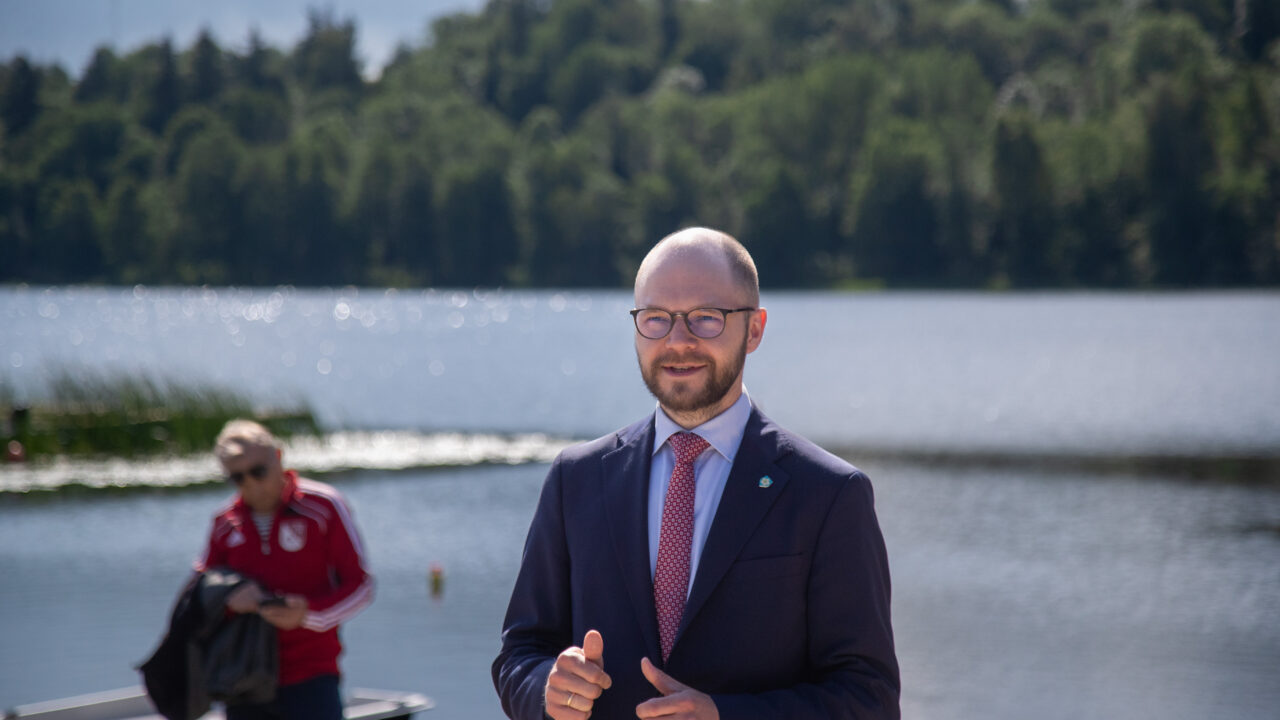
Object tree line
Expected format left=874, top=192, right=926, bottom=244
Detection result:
left=2, top=0, right=1278, bottom=289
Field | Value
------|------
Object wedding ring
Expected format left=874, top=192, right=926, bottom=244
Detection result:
left=565, top=692, right=578, bottom=709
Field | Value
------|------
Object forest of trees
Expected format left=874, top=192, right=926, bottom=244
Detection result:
left=2, top=0, right=1278, bottom=289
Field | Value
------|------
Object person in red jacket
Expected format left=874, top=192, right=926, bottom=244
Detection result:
left=198, top=419, right=375, bottom=720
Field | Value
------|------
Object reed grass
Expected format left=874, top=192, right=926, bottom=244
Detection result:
left=3, top=371, right=319, bottom=459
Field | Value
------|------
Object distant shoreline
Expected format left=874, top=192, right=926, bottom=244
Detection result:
left=3, top=428, right=1276, bottom=498
left=834, top=446, right=1280, bottom=484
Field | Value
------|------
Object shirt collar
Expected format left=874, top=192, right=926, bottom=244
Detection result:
left=652, top=389, right=753, bottom=463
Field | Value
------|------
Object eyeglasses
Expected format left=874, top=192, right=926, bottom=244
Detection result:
left=226, top=463, right=270, bottom=485
left=630, top=307, right=756, bottom=340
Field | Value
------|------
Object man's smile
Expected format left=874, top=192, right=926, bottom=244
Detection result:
left=663, top=363, right=706, bottom=377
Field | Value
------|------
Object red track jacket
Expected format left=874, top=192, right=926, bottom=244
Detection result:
left=198, top=470, right=375, bottom=686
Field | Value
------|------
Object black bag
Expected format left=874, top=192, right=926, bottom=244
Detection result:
left=203, top=609, right=279, bottom=705
left=140, top=573, right=211, bottom=720
left=140, top=569, right=278, bottom=719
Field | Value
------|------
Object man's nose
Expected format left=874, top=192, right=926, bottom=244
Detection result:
left=664, top=315, right=700, bottom=346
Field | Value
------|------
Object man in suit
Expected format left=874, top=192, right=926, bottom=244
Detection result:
left=493, top=227, right=899, bottom=720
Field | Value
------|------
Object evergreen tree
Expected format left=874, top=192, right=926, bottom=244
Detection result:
left=293, top=10, right=364, bottom=97
left=437, top=163, right=520, bottom=286
left=140, top=40, right=181, bottom=135
left=1, top=57, right=41, bottom=136
left=991, top=113, right=1058, bottom=286
left=849, top=120, right=948, bottom=286
left=101, top=177, right=153, bottom=282
left=74, top=47, right=121, bottom=104
left=189, top=29, right=225, bottom=104
left=1239, top=0, right=1280, bottom=61
left=35, top=180, right=103, bottom=282
left=235, top=30, right=288, bottom=98
left=393, top=154, right=438, bottom=283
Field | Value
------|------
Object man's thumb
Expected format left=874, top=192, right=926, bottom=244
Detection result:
left=640, top=657, right=687, bottom=696
left=583, top=629, right=604, bottom=663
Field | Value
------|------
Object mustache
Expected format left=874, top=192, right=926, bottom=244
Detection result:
left=654, top=352, right=713, bottom=366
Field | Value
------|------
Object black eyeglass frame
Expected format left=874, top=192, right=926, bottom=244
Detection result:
left=629, top=306, right=757, bottom=340
left=226, top=463, right=271, bottom=485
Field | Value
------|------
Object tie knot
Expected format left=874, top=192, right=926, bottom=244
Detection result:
left=669, top=432, right=709, bottom=465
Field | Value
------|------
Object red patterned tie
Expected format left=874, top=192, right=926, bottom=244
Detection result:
left=654, top=431, right=709, bottom=662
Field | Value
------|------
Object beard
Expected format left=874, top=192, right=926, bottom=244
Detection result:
left=639, top=333, right=748, bottom=415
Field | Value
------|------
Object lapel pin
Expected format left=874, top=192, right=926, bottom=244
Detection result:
left=758, top=476, right=773, bottom=488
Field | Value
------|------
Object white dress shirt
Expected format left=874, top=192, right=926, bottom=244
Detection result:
left=648, top=389, right=753, bottom=591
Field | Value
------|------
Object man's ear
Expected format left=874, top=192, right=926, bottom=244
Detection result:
left=746, top=308, right=767, bottom=354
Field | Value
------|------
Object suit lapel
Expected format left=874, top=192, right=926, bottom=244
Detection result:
left=679, top=410, right=789, bottom=640
left=601, top=415, right=663, bottom=663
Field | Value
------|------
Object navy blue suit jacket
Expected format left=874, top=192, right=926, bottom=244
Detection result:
left=493, top=407, right=900, bottom=719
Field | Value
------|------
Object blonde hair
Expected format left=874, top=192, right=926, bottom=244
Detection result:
left=213, top=419, right=280, bottom=463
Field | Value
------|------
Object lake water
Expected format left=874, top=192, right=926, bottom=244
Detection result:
left=4, top=286, right=1279, bottom=456
left=2, top=287, right=1279, bottom=719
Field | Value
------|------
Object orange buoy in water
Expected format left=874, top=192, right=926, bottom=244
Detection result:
left=429, top=563, right=444, bottom=599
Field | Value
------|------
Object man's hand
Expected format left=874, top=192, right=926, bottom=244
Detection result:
left=635, top=657, right=719, bottom=720
left=258, top=594, right=308, bottom=630
left=545, top=630, right=612, bottom=719
left=225, top=583, right=265, bottom=613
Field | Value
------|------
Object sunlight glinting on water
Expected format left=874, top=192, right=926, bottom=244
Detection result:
left=0, top=431, right=570, bottom=493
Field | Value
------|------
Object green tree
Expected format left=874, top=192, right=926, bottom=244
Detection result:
left=510, top=109, right=631, bottom=287
left=944, top=1, right=1018, bottom=84
left=346, top=139, right=397, bottom=278
left=100, top=177, right=154, bottom=282
left=140, top=40, right=182, bottom=135
left=0, top=168, right=34, bottom=281
left=1239, top=0, right=1280, bottom=61
left=280, top=127, right=354, bottom=283
left=740, top=164, right=819, bottom=286
left=659, top=0, right=680, bottom=61
left=631, top=166, right=697, bottom=256
left=1143, top=78, right=1214, bottom=285
left=233, top=148, right=289, bottom=284
left=846, top=118, right=950, bottom=285
left=188, top=29, right=225, bottom=104
left=1019, top=5, right=1078, bottom=70
left=990, top=113, right=1059, bottom=286
left=158, top=106, right=226, bottom=176
left=1205, top=70, right=1277, bottom=283
left=233, top=30, right=288, bottom=98
left=891, top=49, right=992, bottom=126
left=32, top=104, right=130, bottom=194
left=548, top=42, right=649, bottom=126
left=171, top=124, right=245, bottom=282
left=1, top=56, right=41, bottom=136
left=1042, top=119, right=1137, bottom=286
left=437, top=162, right=520, bottom=285
left=1125, top=11, right=1217, bottom=87
left=392, top=153, right=438, bottom=283
left=35, top=180, right=103, bottom=282
left=217, top=87, right=290, bottom=144
left=1148, top=0, right=1233, bottom=44
left=74, top=47, right=124, bottom=104
left=672, top=0, right=744, bottom=92
left=293, top=10, right=364, bottom=98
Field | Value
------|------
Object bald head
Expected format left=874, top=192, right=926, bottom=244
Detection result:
left=635, top=227, right=759, bottom=307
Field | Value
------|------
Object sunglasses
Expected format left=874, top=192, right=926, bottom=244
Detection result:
left=226, top=463, right=270, bottom=485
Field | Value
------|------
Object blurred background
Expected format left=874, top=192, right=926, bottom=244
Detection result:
left=2, top=0, right=1279, bottom=287
left=1, top=1, right=1279, bottom=719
